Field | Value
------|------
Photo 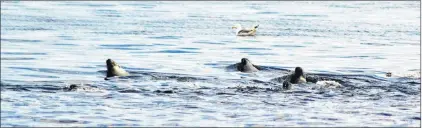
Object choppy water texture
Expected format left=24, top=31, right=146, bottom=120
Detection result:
left=1, top=1, right=421, bottom=127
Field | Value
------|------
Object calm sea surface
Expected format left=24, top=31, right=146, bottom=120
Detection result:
left=1, top=1, right=421, bottom=127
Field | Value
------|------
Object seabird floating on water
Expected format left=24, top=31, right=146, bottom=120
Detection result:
left=232, top=24, right=259, bottom=36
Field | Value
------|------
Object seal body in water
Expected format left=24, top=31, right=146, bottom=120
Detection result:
left=284, top=67, right=307, bottom=85
left=271, top=67, right=318, bottom=89
left=106, top=59, right=129, bottom=78
left=386, top=72, right=392, bottom=77
left=63, top=84, right=103, bottom=92
left=236, top=58, right=261, bottom=73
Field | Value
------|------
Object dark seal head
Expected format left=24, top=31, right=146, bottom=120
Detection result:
left=281, top=67, right=307, bottom=90
left=69, top=84, right=78, bottom=90
left=294, top=67, right=304, bottom=77
left=106, top=59, right=129, bottom=77
left=290, top=67, right=307, bottom=83
left=63, top=84, right=79, bottom=91
left=386, top=72, right=392, bottom=77
left=282, top=67, right=307, bottom=85
left=237, top=58, right=260, bottom=73
left=241, top=58, right=249, bottom=65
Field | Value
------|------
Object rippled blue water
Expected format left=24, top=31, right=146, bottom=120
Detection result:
left=1, top=1, right=421, bottom=127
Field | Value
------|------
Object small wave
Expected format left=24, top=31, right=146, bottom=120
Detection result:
left=316, top=80, right=342, bottom=89
left=1, top=38, right=42, bottom=43
left=158, top=50, right=201, bottom=54
left=148, top=36, right=183, bottom=40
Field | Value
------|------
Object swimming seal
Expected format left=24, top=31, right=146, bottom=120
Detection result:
left=282, top=67, right=308, bottom=89
left=64, top=84, right=102, bottom=92
left=386, top=72, right=392, bottom=77
left=106, top=59, right=129, bottom=78
left=236, top=58, right=260, bottom=73
left=269, top=67, right=318, bottom=89
left=288, top=67, right=307, bottom=83
left=65, top=84, right=78, bottom=91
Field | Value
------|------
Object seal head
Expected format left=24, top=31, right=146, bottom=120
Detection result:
left=236, top=58, right=260, bottom=73
left=282, top=67, right=307, bottom=89
left=386, top=72, right=392, bottom=77
left=106, top=59, right=129, bottom=77
left=290, top=67, right=307, bottom=83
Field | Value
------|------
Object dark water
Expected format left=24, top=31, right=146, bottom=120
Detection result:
left=1, top=1, right=420, bottom=127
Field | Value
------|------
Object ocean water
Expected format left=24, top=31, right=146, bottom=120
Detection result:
left=1, top=1, right=421, bottom=127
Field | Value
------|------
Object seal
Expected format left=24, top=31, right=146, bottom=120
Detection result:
left=63, top=84, right=103, bottom=92
left=267, top=67, right=313, bottom=89
left=288, top=67, right=307, bottom=84
left=281, top=67, right=308, bottom=89
left=386, top=72, right=392, bottom=77
left=69, top=84, right=78, bottom=91
left=236, top=58, right=260, bottom=73
left=106, top=59, right=129, bottom=78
